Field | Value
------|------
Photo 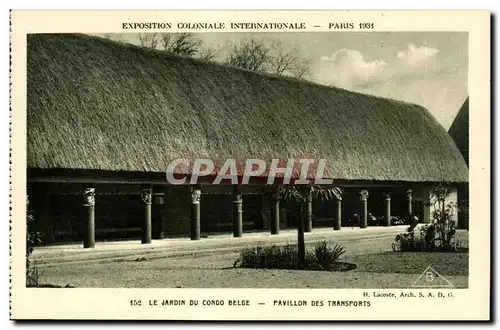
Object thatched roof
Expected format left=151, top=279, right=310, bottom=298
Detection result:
left=27, top=33, right=468, bottom=183
left=448, top=97, right=469, bottom=167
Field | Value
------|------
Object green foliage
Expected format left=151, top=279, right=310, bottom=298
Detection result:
left=278, top=184, right=342, bottom=204
left=421, top=224, right=437, bottom=250
left=312, top=241, right=346, bottom=270
left=392, top=185, right=464, bottom=253
left=430, top=185, right=458, bottom=249
left=392, top=233, right=425, bottom=252
left=272, top=184, right=343, bottom=267
left=234, top=244, right=298, bottom=269
left=392, top=224, right=462, bottom=253
left=233, top=241, right=350, bottom=271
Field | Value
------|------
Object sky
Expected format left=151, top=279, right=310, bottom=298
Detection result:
left=97, top=32, right=468, bottom=130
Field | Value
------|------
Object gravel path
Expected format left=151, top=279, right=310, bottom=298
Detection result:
left=37, top=255, right=468, bottom=289
left=36, top=233, right=468, bottom=289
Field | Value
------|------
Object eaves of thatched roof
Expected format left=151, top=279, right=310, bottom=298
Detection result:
left=448, top=97, right=469, bottom=167
left=27, top=33, right=468, bottom=183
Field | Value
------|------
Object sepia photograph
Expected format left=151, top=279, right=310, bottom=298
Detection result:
left=9, top=10, right=490, bottom=321
left=26, top=31, right=469, bottom=289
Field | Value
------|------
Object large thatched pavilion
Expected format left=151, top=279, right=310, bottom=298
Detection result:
left=448, top=97, right=469, bottom=229
left=27, top=33, right=469, bottom=247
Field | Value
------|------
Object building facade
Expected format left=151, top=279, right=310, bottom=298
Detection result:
left=27, top=34, right=469, bottom=246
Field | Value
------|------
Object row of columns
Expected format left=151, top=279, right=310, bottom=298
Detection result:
left=79, top=186, right=413, bottom=248
left=357, top=189, right=412, bottom=228
left=82, top=186, right=154, bottom=249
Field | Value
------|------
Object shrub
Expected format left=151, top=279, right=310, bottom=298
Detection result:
left=430, top=186, right=459, bottom=250
left=234, top=241, right=351, bottom=271
left=391, top=185, right=465, bottom=253
left=392, top=221, right=464, bottom=253
left=312, top=241, right=346, bottom=270
left=26, top=205, right=42, bottom=287
left=234, top=244, right=298, bottom=269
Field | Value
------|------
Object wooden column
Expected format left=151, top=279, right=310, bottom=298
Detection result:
left=405, top=189, right=413, bottom=217
left=359, top=190, right=369, bottom=229
left=334, top=196, right=342, bottom=231
left=233, top=188, right=243, bottom=238
left=190, top=186, right=201, bottom=241
left=141, top=187, right=152, bottom=244
left=270, top=197, right=280, bottom=235
left=82, top=187, right=95, bottom=248
left=305, top=194, right=313, bottom=233
left=384, top=192, right=391, bottom=227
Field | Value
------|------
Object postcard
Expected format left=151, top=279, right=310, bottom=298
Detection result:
left=10, top=10, right=490, bottom=320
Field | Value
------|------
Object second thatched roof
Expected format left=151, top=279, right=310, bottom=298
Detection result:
left=448, top=97, right=469, bottom=167
left=27, top=33, right=468, bottom=183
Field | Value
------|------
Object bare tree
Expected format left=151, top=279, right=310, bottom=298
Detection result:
left=270, top=41, right=295, bottom=75
left=225, top=38, right=311, bottom=79
left=138, top=33, right=159, bottom=49
left=225, top=38, right=271, bottom=73
left=269, top=42, right=311, bottom=78
left=197, top=47, right=217, bottom=61
left=290, top=57, right=311, bottom=79
left=159, top=33, right=200, bottom=56
left=137, top=33, right=217, bottom=61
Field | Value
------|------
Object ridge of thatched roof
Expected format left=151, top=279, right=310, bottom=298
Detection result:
left=448, top=97, right=469, bottom=167
left=27, top=33, right=468, bottom=183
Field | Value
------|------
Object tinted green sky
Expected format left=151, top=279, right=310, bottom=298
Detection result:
left=97, top=32, right=468, bottom=130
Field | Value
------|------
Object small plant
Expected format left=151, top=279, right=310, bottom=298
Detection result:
left=276, top=185, right=343, bottom=266
left=26, top=202, right=42, bottom=287
left=392, top=185, right=464, bottom=253
left=392, top=185, right=461, bottom=252
left=420, top=224, right=436, bottom=250
left=392, top=233, right=424, bottom=252
left=233, top=241, right=352, bottom=271
left=429, top=185, right=459, bottom=251
left=391, top=214, right=420, bottom=252
left=313, top=241, right=346, bottom=270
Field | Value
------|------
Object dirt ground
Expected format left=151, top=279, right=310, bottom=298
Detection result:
left=36, top=230, right=469, bottom=289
